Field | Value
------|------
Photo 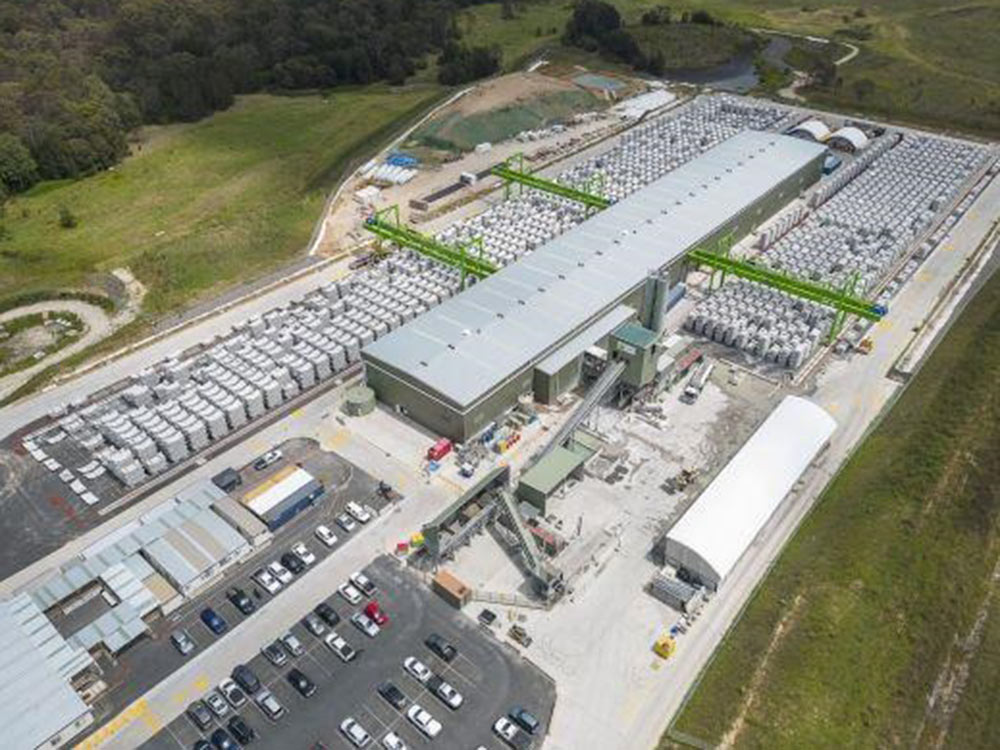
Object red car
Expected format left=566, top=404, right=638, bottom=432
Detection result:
left=364, top=600, right=389, bottom=626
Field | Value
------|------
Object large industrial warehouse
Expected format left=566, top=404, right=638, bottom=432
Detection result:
left=362, top=131, right=827, bottom=440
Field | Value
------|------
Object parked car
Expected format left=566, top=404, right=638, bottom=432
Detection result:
left=267, top=560, right=293, bottom=585
left=226, top=587, right=255, bottom=615
left=351, top=611, right=380, bottom=638
left=377, top=681, right=407, bottom=711
left=335, top=513, right=356, bottom=533
left=315, top=601, right=341, bottom=627
left=325, top=632, right=357, bottom=662
left=210, top=728, right=238, bottom=750
left=170, top=628, right=196, bottom=656
left=302, top=612, right=326, bottom=637
left=218, top=678, right=246, bottom=708
left=194, top=740, right=212, bottom=750
left=204, top=690, right=230, bottom=718
left=254, top=690, right=286, bottom=721
left=262, top=641, right=288, bottom=667
left=338, top=582, right=363, bottom=605
left=287, top=668, right=317, bottom=698
left=281, top=632, right=304, bottom=657
left=253, top=449, right=282, bottom=470
left=509, top=706, right=541, bottom=735
left=425, top=633, right=457, bottom=662
left=382, top=731, right=409, bottom=750
left=252, top=567, right=281, bottom=595
left=493, top=716, right=521, bottom=745
left=200, top=607, right=228, bottom=635
left=231, top=664, right=261, bottom=695
left=478, top=608, right=498, bottom=628
left=364, top=600, right=389, bottom=626
left=291, top=541, right=316, bottom=565
left=280, top=552, right=305, bottom=575
left=427, top=674, right=463, bottom=709
left=315, top=525, right=338, bottom=547
left=187, top=701, right=213, bottom=730
left=403, top=656, right=432, bottom=683
left=345, top=501, right=371, bottom=523
left=350, top=571, right=377, bottom=597
left=406, top=704, right=442, bottom=739
left=227, top=714, right=256, bottom=744
left=340, top=717, right=372, bottom=748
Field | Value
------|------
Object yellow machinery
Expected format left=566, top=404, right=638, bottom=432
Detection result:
left=653, top=633, right=676, bottom=659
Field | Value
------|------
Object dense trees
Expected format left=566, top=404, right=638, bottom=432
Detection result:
left=0, top=0, right=499, bottom=197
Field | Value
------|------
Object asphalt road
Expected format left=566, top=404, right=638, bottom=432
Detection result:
left=140, top=556, right=554, bottom=750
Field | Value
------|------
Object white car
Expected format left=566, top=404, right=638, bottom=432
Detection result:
left=350, top=571, right=377, bottom=597
left=351, top=611, right=380, bottom=638
left=346, top=501, right=372, bottom=523
left=336, top=513, right=356, bottom=533
left=435, top=680, right=463, bottom=709
left=267, top=560, right=293, bottom=585
left=403, top=656, right=432, bottom=683
left=252, top=567, right=282, bottom=595
left=406, top=704, right=442, bottom=739
left=218, top=678, right=247, bottom=708
left=382, top=731, right=409, bottom=750
left=315, top=524, right=338, bottom=547
left=325, top=632, right=357, bottom=662
left=204, top=690, right=230, bottom=718
left=340, top=717, right=371, bottom=748
left=338, top=582, right=363, bottom=605
left=281, top=632, right=304, bottom=657
left=291, top=542, right=316, bottom=565
left=494, top=717, right=519, bottom=742
left=256, top=689, right=286, bottom=721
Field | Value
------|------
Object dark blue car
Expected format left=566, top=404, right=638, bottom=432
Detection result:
left=201, top=607, right=228, bottom=635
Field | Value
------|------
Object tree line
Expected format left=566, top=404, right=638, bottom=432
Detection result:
left=0, top=0, right=500, bottom=200
left=564, top=0, right=726, bottom=76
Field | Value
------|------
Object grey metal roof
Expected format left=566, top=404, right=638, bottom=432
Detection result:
left=363, top=131, right=825, bottom=409
left=0, top=595, right=91, bottom=749
left=535, top=304, right=635, bottom=376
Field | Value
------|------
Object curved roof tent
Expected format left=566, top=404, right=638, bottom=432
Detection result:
left=663, top=396, right=836, bottom=589
left=828, top=125, right=869, bottom=152
left=788, top=118, right=831, bottom=143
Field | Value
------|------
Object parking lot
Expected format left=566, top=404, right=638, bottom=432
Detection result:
left=140, top=556, right=555, bottom=750
left=84, top=438, right=393, bottom=727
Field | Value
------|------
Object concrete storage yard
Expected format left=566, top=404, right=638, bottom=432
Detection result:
left=0, top=80, right=997, bottom=750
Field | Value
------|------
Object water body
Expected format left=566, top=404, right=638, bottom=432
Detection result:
left=665, top=37, right=790, bottom=93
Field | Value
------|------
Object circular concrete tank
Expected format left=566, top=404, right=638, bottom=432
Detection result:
left=344, top=385, right=376, bottom=416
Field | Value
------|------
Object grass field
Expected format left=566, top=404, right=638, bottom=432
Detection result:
left=0, top=87, right=443, bottom=317
left=667, top=263, right=1000, bottom=748
left=457, top=1, right=1000, bottom=137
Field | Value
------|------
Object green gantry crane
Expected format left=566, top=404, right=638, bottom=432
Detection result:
left=364, top=205, right=496, bottom=282
left=492, top=153, right=610, bottom=212
left=688, top=246, right=887, bottom=342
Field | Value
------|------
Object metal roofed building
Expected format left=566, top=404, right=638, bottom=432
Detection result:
left=240, top=465, right=324, bottom=530
left=663, top=396, right=836, bottom=590
left=363, top=131, right=827, bottom=440
left=0, top=595, right=94, bottom=749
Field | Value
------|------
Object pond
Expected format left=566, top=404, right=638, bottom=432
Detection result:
left=665, top=37, right=790, bottom=93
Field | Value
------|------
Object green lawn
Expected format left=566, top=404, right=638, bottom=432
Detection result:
left=667, top=264, right=1000, bottom=748
left=0, top=87, right=443, bottom=316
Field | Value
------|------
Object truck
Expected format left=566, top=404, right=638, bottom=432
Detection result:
left=683, top=361, right=714, bottom=402
left=427, top=438, right=453, bottom=462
